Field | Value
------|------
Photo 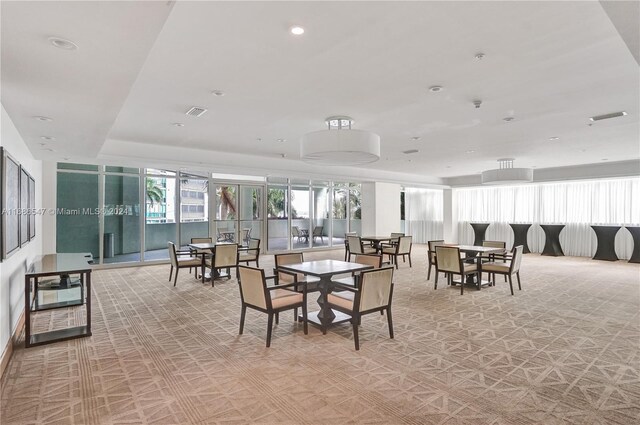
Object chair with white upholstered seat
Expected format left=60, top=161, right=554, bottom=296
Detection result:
left=168, top=242, right=203, bottom=286
left=381, top=236, right=413, bottom=269
left=434, top=246, right=480, bottom=295
left=326, top=267, right=395, bottom=350
left=238, top=238, right=261, bottom=267
left=237, top=265, right=308, bottom=347
left=204, top=243, right=238, bottom=286
left=481, top=245, right=524, bottom=295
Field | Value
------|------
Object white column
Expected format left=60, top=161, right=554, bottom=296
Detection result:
left=361, top=182, right=401, bottom=235
left=41, top=161, right=58, bottom=254
left=443, top=188, right=458, bottom=243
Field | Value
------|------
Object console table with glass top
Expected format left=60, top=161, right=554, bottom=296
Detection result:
left=24, top=253, right=93, bottom=348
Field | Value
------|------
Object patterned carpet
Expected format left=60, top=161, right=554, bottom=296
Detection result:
left=2, top=245, right=639, bottom=425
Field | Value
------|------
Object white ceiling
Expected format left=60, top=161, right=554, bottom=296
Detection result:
left=1, top=1, right=638, bottom=183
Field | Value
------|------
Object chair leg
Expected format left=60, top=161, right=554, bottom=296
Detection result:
left=239, top=305, right=246, bottom=334
left=387, top=308, right=394, bottom=339
left=402, top=255, right=406, bottom=263
left=352, top=316, right=360, bottom=351
left=275, top=312, right=279, bottom=325
left=408, top=254, right=412, bottom=268
left=394, top=255, right=399, bottom=270
left=517, top=272, right=522, bottom=290
left=435, top=268, right=439, bottom=284
left=173, top=268, right=179, bottom=287
left=302, top=304, right=308, bottom=335
left=460, top=274, right=464, bottom=295
left=427, top=263, right=432, bottom=280
left=266, top=313, right=274, bottom=347
left=169, top=266, right=173, bottom=282
left=508, top=275, right=514, bottom=295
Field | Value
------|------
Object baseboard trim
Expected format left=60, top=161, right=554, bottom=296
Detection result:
left=0, top=310, right=25, bottom=380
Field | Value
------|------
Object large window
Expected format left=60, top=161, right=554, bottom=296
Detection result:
left=144, top=173, right=176, bottom=260
left=179, top=172, right=209, bottom=247
left=455, top=178, right=640, bottom=258
left=56, top=164, right=366, bottom=264
left=267, top=184, right=289, bottom=252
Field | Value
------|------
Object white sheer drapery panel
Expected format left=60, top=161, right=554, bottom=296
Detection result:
left=455, top=178, right=640, bottom=259
left=405, top=188, right=444, bottom=243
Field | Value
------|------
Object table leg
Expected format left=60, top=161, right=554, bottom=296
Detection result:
left=86, top=272, right=92, bottom=335
left=25, top=276, right=31, bottom=348
left=316, top=277, right=335, bottom=334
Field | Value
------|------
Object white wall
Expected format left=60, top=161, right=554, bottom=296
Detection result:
left=0, top=105, right=43, bottom=354
left=361, top=182, right=401, bottom=236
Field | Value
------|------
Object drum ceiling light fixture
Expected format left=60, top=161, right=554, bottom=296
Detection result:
left=481, top=158, right=533, bottom=185
left=300, top=116, right=380, bottom=166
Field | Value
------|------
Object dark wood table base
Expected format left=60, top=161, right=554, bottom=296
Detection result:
left=470, top=223, right=490, bottom=246
left=591, top=225, right=621, bottom=261
left=541, top=224, right=565, bottom=256
left=626, top=226, right=640, bottom=263
left=509, top=223, right=532, bottom=253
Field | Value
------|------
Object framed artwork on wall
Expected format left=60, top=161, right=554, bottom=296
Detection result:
left=19, top=167, right=29, bottom=247
left=29, top=175, right=35, bottom=240
left=3, top=149, right=21, bottom=258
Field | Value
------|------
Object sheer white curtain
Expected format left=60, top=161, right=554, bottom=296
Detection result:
left=404, top=188, right=443, bottom=243
left=455, top=178, right=640, bottom=259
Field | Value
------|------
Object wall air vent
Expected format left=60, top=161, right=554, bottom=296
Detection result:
left=589, top=111, right=627, bottom=122
left=186, top=106, right=208, bottom=117
left=403, top=149, right=419, bottom=154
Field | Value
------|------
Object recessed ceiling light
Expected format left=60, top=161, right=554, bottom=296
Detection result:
left=445, top=165, right=451, bottom=169
left=411, top=136, right=421, bottom=141
left=33, top=116, right=53, bottom=122
left=503, top=117, right=515, bottom=122
left=290, top=26, right=305, bottom=35
left=172, top=123, right=185, bottom=127
left=465, top=150, right=475, bottom=154
left=41, top=148, right=55, bottom=152
left=475, top=53, right=485, bottom=60
left=40, top=136, right=56, bottom=141
left=580, top=149, right=587, bottom=152
left=403, top=149, right=419, bottom=154
left=601, top=158, right=609, bottom=161
left=281, top=153, right=287, bottom=158
left=532, top=166, right=537, bottom=168
left=256, top=138, right=262, bottom=142
left=428, top=85, right=443, bottom=93
left=48, top=36, right=78, bottom=50
left=63, top=157, right=70, bottom=161
left=549, top=136, right=560, bottom=141
left=211, top=90, right=225, bottom=96
left=277, top=138, right=286, bottom=143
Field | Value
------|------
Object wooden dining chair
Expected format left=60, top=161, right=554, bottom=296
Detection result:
left=327, top=267, right=395, bottom=350
left=427, top=239, right=445, bottom=281
left=333, top=253, right=383, bottom=288
left=481, top=245, right=524, bottom=295
left=381, top=236, right=413, bottom=269
left=434, top=246, right=479, bottom=295
left=344, top=232, right=358, bottom=261
left=482, top=240, right=508, bottom=281
left=168, top=242, right=203, bottom=287
left=237, top=266, right=308, bottom=347
left=204, top=243, right=238, bottom=286
left=347, top=236, right=377, bottom=257
left=238, top=238, right=261, bottom=267
left=273, top=252, right=320, bottom=322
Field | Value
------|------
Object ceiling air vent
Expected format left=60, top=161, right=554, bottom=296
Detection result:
left=589, top=111, right=627, bottom=122
left=185, top=106, right=208, bottom=117
left=403, top=149, right=419, bottom=154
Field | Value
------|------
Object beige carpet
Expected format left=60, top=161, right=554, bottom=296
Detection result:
left=2, top=245, right=639, bottom=425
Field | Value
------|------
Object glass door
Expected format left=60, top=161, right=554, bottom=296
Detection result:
left=267, top=184, right=289, bottom=251
left=312, top=185, right=330, bottom=247
left=239, top=186, right=263, bottom=247
left=179, top=172, right=209, bottom=248
left=214, top=184, right=238, bottom=242
left=291, top=184, right=311, bottom=249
